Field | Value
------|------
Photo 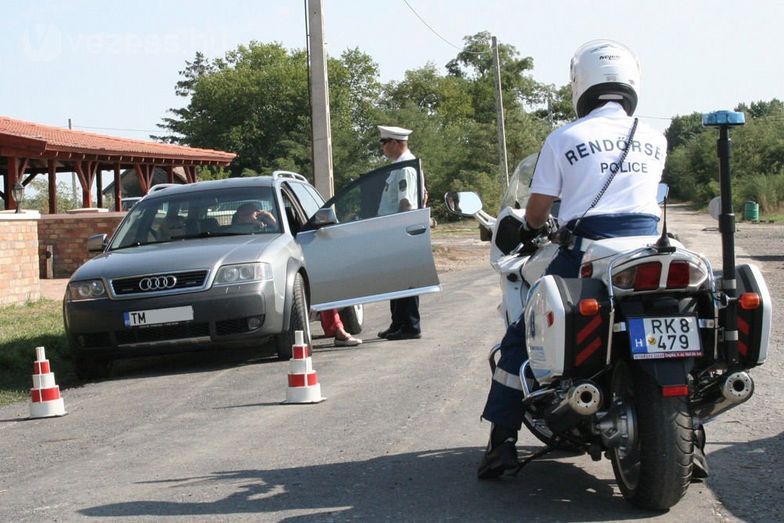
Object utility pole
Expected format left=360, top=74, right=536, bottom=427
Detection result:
left=68, top=118, right=77, bottom=203
left=491, top=36, right=509, bottom=193
left=307, top=0, right=334, bottom=198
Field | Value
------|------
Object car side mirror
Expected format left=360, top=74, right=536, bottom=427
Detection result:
left=312, top=207, right=338, bottom=227
left=444, top=191, right=483, bottom=217
left=87, top=233, right=108, bottom=253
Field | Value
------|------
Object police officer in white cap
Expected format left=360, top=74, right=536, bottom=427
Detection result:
left=376, top=125, right=425, bottom=340
left=476, top=40, right=711, bottom=480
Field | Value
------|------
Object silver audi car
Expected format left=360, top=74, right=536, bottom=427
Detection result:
left=64, top=161, right=439, bottom=379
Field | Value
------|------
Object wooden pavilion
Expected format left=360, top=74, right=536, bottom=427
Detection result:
left=0, top=116, right=235, bottom=213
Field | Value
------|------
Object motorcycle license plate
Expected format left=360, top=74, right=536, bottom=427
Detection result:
left=627, top=317, right=702, bottom=360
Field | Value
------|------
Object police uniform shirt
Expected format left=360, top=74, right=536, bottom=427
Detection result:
left=530, top=102, right=667, bottom=224
left=378, top=149, right=418, bottom=216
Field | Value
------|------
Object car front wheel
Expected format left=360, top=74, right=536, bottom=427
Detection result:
left=274, top=273, right=311, bottom=360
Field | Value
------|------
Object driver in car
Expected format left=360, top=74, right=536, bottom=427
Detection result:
left=476, top=40, right=695, bottom=479
left=232, top=202, right=277, bottom=230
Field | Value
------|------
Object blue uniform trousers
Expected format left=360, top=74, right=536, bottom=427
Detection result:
left=390, top=296, right=421, bottom=334
left=481, top=214, right=658, bottom=430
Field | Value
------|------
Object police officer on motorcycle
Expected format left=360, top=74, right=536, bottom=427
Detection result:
left=477, top=40, right=711, bottom=478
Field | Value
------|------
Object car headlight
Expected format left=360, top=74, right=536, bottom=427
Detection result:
left=214, top=262, right=273, bottom=285
left=68, top=279, right=107, bottom=301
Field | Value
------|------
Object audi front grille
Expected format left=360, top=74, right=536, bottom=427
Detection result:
left=112, top=270, right=209, bottom=296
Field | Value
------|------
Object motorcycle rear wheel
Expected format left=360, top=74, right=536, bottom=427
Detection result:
left=609, top=360, right=693, bottom=510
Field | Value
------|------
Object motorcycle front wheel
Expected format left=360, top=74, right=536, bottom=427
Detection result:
left=609, top=360, right=693, bottom=510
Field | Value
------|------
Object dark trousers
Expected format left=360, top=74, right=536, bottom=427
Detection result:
left=390, top=296, right=420, bottom=334
left=481, top=247, right=580, bottom=429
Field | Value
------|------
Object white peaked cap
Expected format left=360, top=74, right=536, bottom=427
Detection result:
left=378, top=125, right=413, bottom=141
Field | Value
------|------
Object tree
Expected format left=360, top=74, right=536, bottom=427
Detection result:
left=155, top=35, right=565, bottom=216
left=19, top=176, right=79, bottom=213
left=665, top=99, right=784, bottom=211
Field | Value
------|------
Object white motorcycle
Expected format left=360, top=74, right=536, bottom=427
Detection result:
left=446, top=112, right=772, bottom=510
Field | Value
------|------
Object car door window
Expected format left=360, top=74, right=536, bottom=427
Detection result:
left=297, top=158, right=438, bottom=309
left=280, top=188, right=307, bottom=235
left=320, top=159, right=423, bottom=223
left=286, top=181, right=324, bottom=219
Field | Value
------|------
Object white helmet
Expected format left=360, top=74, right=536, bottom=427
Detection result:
left=570, top=40, right=640, bottom=118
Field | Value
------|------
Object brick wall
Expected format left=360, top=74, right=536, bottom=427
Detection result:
left=0, top=214, right=41, bottom=306
left=37, top=213, right=125, bottom=278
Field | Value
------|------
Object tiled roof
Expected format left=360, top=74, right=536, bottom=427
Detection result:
left=0, top=115, right=235, bottom=164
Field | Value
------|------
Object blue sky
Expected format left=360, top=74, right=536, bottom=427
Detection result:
left=1, top=0, right=781, bottom=141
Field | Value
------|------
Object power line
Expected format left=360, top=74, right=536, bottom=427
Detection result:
left=401, top=0, right=488, bottom=55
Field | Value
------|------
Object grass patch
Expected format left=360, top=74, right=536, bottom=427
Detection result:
left=0, top=299, right=75, bottom=407
left=431, top=220, right=484, bottom=239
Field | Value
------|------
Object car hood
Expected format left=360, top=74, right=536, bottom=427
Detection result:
left=70, top=235, right=282, bottom=281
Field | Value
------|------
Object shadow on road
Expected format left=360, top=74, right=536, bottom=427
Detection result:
left=79, top=447, right=659, bottom=521
left=707, top=430, right=784, bottom=522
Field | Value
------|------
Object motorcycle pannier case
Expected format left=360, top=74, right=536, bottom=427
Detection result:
left=525, top=275, right=611, bottom=384
left=734, top=264, right=772, bottom=367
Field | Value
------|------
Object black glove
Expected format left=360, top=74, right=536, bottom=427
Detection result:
left=518, top=218, right=542, bottom=244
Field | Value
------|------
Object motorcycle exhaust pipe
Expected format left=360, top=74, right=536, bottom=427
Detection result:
left=544, top=381, right=602, bottom=434
left=567, top=382, right=603, bottom=416
left=694, top=371, right=755, bottom=422
left=721, top=371, right=754, bottom=403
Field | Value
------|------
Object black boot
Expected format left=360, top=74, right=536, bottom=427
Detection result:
left=477, top=425, right=519, bottom=479
left=692, top=424, right=709, bottom=480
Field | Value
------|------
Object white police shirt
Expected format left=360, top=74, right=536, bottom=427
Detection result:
left=378, top=149, right=418, bottom=216
left=530, top=102, right=667, bottom=224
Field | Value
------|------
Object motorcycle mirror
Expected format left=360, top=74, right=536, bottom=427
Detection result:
left=444, top=191, right=483, bottom=216
left=656, top=183, right=669, bottom=205
left=708, top=196, right=722, bottom=221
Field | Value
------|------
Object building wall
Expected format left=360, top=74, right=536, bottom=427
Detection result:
left=37, top=213, right=125, bottom=278
left=0, top=214, right=41, bottom=306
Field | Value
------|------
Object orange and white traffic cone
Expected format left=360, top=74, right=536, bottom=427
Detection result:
left=283, top=330, right=325, bottom=404
left=29, top=346, right=66, bottom=418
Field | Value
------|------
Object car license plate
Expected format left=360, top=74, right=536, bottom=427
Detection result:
left=627, top=316, right=702, bottom=360
left=123, top=306, right=193, bottom=327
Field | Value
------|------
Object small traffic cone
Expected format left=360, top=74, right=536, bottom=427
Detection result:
left=29, top=346, right=66, bottom=418
left=283, top=330, right=325, bottom=404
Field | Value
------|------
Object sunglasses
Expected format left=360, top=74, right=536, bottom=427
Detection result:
left=379, top=138, right=395, bottom=145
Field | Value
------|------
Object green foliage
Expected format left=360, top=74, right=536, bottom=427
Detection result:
left=156, top=33, right=570, bottom=218
left=665, top=99, right=784, bottom=214
left=18, top=177, right=80, bottom=214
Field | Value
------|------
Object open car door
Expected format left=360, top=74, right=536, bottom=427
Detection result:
left=297, top=159, right=440, bottom=311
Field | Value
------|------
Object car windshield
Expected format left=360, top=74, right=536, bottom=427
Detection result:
left=109, top=186, right=280, bottom=250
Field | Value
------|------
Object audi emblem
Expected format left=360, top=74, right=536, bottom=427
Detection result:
left=138, top=275, right=178, bottom=291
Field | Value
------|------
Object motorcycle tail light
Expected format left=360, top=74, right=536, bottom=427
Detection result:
left=580, top=263, right=593, bottom=278
left=612, top=262, right=662, bottom=290
left=666, top=260, right=690, bottom=288
left=739, top=292, right=761, bottom=310
left=579, top=299, right=600, bottom=316
left=666, top=260, right=707, bottom=289
left=634, top=262, right=662, bottom=290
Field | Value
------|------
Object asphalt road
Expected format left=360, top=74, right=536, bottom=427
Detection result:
left=0, top=206, right=781, bottom=522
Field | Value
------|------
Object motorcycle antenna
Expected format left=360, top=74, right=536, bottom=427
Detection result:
left=654, top=189, right=675, bottom=253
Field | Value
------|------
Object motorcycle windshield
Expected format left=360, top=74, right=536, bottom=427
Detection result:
left=500, top=152, right=539, bottom=211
